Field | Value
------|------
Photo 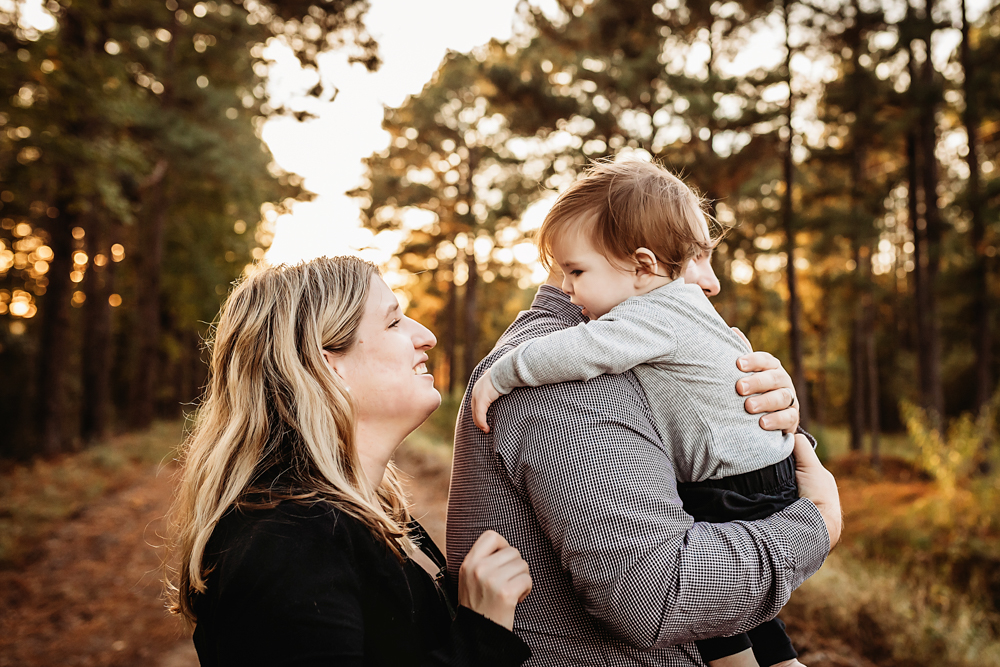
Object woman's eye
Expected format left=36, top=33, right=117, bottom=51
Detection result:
left=570, top=270, right=583, bottom=276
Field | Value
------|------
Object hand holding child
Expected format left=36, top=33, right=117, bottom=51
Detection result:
left=792, top=434, right=842, bottom=549
left=471, top=369, right=502, bottom=433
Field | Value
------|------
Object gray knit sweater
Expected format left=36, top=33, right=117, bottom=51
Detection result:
left=490, top=280, right=794, bottom=482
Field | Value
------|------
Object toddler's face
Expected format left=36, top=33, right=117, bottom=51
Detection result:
left=552, top=220, right=640, bottom=320
left=682, top=249, right=720, bottom=296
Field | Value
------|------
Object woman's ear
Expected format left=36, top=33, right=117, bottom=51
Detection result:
left=633, top=248, right=660, bottom=287
left=321, top=350, right=349, bottom=389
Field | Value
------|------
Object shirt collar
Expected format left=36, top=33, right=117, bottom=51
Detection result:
left=531, top=284, right=588, bottom=326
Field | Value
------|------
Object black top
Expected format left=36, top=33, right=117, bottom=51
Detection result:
left=192, top=501, right=530, bottom=667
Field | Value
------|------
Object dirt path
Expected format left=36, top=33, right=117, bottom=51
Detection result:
left=0, top=442, right=451, bottom=667
left=0, top=440, right=873, bottom=666
left=0, top=461, right=193, bottom=667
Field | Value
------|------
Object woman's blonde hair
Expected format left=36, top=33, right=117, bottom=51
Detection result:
left=164, top=256, right=412, bottom=626
left=537, top=159, right=716, bottom=279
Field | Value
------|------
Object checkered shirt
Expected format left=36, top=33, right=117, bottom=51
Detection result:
left=446, top=285, right=830, bottom=666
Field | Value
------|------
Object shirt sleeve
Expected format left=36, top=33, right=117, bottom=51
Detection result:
left=490, top=377, right=829, bottom=650
left=490, top=302, right=677, bottom=395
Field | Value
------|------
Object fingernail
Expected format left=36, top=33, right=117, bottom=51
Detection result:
left=738, top=380, right=748, bottom=393
left=738, top=359, right=748, bottom=371
left=746, top=399, right=757, bottom=411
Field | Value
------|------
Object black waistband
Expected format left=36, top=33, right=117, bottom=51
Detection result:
left=677, top=455, right=796, bottom=496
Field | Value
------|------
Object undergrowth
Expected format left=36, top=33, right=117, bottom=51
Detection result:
left=792, top=393, right=1000, bottom=665
left=0, top=420, right=185, bottom=567
left=788, top=550, right=1000, bottom=666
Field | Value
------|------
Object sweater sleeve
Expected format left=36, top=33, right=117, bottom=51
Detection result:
left=430, top=607, right=531, bottom=667
left=199, top=507, right=528, bottom=667
left=490, top=300, right=676, bottom=395
left=200, top=509, right=368, bottom=666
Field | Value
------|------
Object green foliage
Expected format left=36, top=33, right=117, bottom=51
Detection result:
left=819, top=397, right=1000, bottom=658
left=901, top=389, right=999, bottom=492
left=0, top=0, right=377, bottom=453
left=354, top=0, right=1000, bottom=440
left=793, top=396, right=1000, bottom=665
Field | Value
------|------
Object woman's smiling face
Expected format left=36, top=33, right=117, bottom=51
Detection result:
left=328, top=275, right=440, bottom=433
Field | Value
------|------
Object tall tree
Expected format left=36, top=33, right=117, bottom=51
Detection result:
left=781, top=0, right=809, bottom=428
left=960, top=0, right=991, bottom=411
left=903, top=0, right=946, bottom=426
left=357, top=51, right=541, bottom=390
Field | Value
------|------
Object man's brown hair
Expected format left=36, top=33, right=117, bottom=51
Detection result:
left=536, top=159, right=715, bottom=279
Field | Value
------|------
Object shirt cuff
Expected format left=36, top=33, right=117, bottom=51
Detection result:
left=770, top=497, right=830, bottom=588
left=489, top=357, right=517, bottom=396
left=455, top=606, right=531, bottom=665
left=796, top=426, right=818, bottom=450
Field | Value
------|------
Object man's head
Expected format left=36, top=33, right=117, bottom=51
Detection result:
left=536, top=159, right=717, bottom=318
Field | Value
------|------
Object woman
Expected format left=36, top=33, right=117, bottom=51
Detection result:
left=164, top=256, right=532, bottom=665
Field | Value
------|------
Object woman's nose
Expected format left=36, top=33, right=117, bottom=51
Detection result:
left=409, top=317, right=437, bottom=350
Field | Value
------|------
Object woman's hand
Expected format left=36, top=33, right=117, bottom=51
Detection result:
left=732, top=329, right=800, bottom=434
left=458, top=530, right=532, bottom=630
left=471, top=369, right=501, bottom=433
left=792, top=434, right=842, bottom=549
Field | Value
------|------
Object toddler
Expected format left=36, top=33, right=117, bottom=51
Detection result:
left=471, top=159, right=803, bottom=667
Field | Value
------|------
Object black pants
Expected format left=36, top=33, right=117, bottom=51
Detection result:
left=677, top=455, right=799, bottom=666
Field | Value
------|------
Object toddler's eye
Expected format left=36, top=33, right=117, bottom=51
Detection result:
left=389, top=318, right=401, bottom=329
left=570, top=270, right=583, bottom=276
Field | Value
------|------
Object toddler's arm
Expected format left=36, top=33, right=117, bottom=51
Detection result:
left=471, top=369, right=503, bottom=432
left=470, top=309, right=676, bottom=431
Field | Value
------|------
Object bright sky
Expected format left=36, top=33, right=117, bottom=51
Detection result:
left=261, top=0, right=523, bottom=266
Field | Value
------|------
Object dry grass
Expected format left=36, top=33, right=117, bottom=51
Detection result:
left=786, top=426, right=1000, bottom=667
left=788, top=550, right=1000, bottom=666
left=0, top=421, right=186, bottom=567
left=0, top=420, right=194, bottom=667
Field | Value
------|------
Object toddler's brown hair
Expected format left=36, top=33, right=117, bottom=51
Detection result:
left=537, top=159, right=715, bottom=279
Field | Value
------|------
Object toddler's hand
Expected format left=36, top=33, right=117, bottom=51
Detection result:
left=471, top=369, right=502, bottom=433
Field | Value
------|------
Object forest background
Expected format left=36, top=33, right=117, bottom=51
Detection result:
left=1, top=0, right=1000, bottom=664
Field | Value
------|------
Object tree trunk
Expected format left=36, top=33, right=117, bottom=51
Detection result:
left=814, top=322, right=828, bottom=425
left=444, top=264, right=457, bottom=394
left=906, top=127, right=930, bottom=408
left=130, top=171, right=169, bottom=429
left=848, top=83, right=867, bottom=453
left=962, top=0, right=991, bottom=411
left=37, top=203, right=76, bottom=455
left=862, top=250, right=881, bottom=469
left=461, top=251, right=479, bottom=389
left=850, top=243, right=866, bottom=452
left=81, top=213, right=115, bottom=444
left=918, top=0, right=945, bottom=426
left=906, top=38, right=940, bottom=430
left=782, top=0, right=809, bottom=430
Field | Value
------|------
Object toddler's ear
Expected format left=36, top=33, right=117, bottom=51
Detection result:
left=633, top=247, right=659, bottom=278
